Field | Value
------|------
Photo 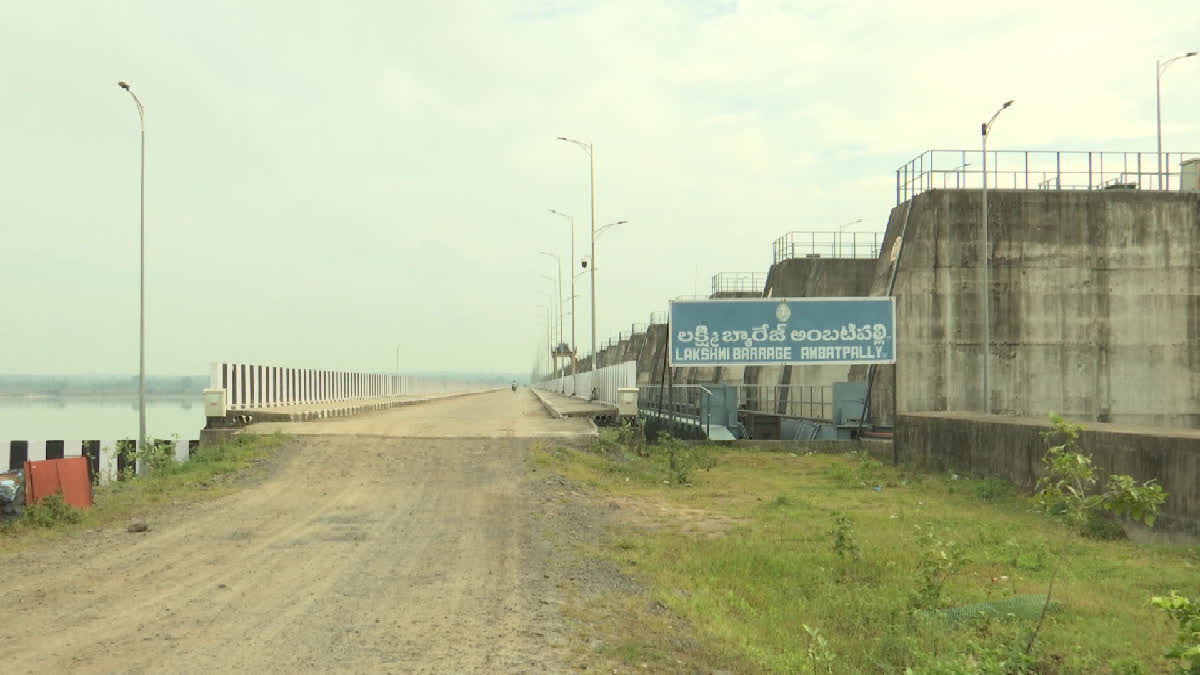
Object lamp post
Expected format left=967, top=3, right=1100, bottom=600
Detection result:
left=537, top=303, right=552, bottom=381
left=540, top=251, right=565, bottom=390
left=590, top=219, right=627, bottom=368
left=540, top=273, right=562, bottom=349
left=981, top=99, right=1013, bottom=414
left=118, top=81, right=146, bottom=455
left=556, top=136, right=596, bottom=368
left=1157, top=51, right=1198, bottom=190
left=548, top=210, right=577, bottom=393
left=595, top=219, right=628, bottom=241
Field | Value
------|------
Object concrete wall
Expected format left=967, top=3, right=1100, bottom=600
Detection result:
left=896, top=412, right=1200, bottom=533
left=880, top=189, right=1200, bottom=427
left=638, top=324, right=670, bottom=386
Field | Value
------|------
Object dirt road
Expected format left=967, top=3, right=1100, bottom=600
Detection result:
left=2, top=390, right=597, bottom=673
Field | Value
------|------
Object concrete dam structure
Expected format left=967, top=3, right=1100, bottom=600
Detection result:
left=553, top=152, right=1200, bottom=529
left=870, top=188, right=1200, bottom=428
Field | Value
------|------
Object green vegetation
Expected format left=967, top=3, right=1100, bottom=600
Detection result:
left=1032, top=413, right=1166, bottom=538
left=534, top=423, right=1193, bottom=674
left=22, top=493, right=84, bottom=527
left=2, top=433, right=287, bottom=544
left=1151, top=591, right=1200, bottom=673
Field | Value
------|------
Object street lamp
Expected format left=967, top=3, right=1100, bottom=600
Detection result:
left=540, top=251, right=566, bottom=392
left=1156, top=51, right=1198, bottom=190
left=981, top=99, right=1013, bottom=414
left=537, top=301, right=553, bottom=381
left=118, top=81, right=147, bottom=455
left=595, top=219, right=628, bottom=240
left=556, top=136, right=597, bottom=368
left=548, top=209, right=577, bottom=392
left=540, top=273, right=562, bottom=348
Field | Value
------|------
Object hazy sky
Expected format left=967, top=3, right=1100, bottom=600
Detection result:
left=3, top=1, right=1198, bottom=376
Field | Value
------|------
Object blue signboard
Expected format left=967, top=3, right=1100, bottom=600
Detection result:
left=668, top=297, right=896, bottom=366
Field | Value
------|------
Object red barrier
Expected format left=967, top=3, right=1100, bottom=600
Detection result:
left=24, top=457, right=93, bottom=509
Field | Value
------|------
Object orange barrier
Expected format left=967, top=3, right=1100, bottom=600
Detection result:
left=24, top=457, right=93, bottom=509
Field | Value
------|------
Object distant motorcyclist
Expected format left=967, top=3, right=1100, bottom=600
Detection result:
left=511, top=381, right=518, bottom=392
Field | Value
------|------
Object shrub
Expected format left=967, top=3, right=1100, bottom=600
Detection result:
left=830, top=511, right=862, bottom=561
left=1150, top=591, right=1200, bottom=673
left=23, top=493, right=83, bottom=528
left=1032, top=413, right=1166, bottom=537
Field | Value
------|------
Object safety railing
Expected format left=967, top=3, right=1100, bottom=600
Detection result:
left=535, top=361, right=636, bottom=402
left=711, top=272, right=766, bottom=296
left=637, top=384, right=834, bottom=422
left=649, top=311, right=668, bottom=325
left=3, top=438, right=199, bottom=482
left=896, top=149, right=1200, bottom=204
left=772, top=231, right=882, bottom=264
left=209, top=362, right=491, bottom=410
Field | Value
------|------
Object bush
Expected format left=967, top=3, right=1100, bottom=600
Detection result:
left=1032, top=413, right=1166, bottom=537
left=23, top=493, right=83, bottom=528
left=1150, top=591, right=1200, bottom=674
left=653, top=433, right=714, bottom=485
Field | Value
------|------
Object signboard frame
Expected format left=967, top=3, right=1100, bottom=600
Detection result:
left=668, top=296, right=897, bottom=367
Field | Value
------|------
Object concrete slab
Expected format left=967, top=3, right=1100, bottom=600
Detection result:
left=532, top=389, right=617, bottom=419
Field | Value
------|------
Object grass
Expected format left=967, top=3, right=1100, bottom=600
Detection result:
left=1, top=433, right=288, bottom=546
left=533, top=433, right=1199, bottom=674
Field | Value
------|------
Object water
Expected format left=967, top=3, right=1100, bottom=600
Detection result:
left=0, top=396, right=206, bottom=442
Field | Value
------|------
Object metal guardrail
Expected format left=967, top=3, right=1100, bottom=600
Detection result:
left=649, top=311, right=667, bottom=325
left=638, top=384, right=833, bottom=421
left=772, top=231, right=881, bottom=264
left=896, top=149, right=1200, bottom=204
left=711, top=272, right=766, bottom=295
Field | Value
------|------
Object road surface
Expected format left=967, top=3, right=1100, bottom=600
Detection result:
left=1, top=389, right=596, bottom=673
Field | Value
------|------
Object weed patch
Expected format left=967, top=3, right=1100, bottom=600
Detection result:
left=535, top=441, right=1197, bottom=673
left=22, top=493, right=83, bottom=527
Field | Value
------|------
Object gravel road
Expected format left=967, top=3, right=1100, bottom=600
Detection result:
left=1, top=390, right=599, bottom=674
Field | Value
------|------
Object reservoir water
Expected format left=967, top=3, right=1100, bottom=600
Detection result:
left=0, top=396, right=206, bottom=442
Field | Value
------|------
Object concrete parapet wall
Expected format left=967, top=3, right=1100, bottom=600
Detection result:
left=882, top=189, right=1200, bottom=427
left=896, top=411, right=1200, bottom=533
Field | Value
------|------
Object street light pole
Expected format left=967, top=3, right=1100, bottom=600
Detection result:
left=550, top=209, right=578, bottom=395
left=540, top=251, right=564, bottom=349
left=540, top=273, right=562, bottom=350
left=556, top=137, right=596, bottom=371
left=981, top=99, right=1013, bottom=414
left=118, top=81, right=146, bottom=455
left=1156, top=51, right=1198, bottom=190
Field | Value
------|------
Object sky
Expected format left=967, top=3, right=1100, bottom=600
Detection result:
left=2, top=0, right=1198, bottom=377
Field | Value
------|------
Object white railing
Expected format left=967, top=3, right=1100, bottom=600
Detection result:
left=536, top=361, right=636, bottom=405
left=209, top=362, right=490, bottom=410
left=3, top=438, right=198, bottom=483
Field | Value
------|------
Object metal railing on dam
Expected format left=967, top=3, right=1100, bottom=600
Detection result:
left=772, top=231, right=882, bottom=263
left=896, top=149, right=1200, bottom=204
left=639, top=383, right=834, bottom=421
left=711, top=272, right=766, bottom=295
